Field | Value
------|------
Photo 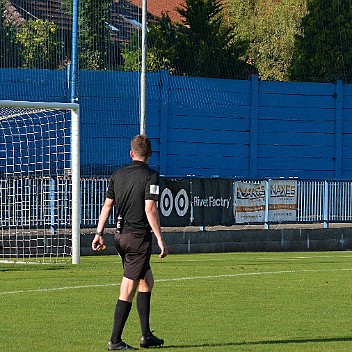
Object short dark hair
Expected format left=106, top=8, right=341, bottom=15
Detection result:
left=131, top=134, right=152, bottom=159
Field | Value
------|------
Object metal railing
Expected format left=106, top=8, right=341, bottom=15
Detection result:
left=1, top=177, right=352, bottom=229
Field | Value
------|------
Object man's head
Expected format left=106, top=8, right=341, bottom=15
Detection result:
left=130, top=134, right=152, bottom=161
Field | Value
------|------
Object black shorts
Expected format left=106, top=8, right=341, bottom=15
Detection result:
left=114, top=229, right=152, bottom=280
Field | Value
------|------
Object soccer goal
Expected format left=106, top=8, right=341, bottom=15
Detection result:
left=0, top=100, right=80, bottom=264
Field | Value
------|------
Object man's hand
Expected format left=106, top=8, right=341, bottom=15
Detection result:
left=93, top=198, right=114, bottom=252
left=158, top=238, right=168, bottom=259
left=92, top=234, right=106, bottom=251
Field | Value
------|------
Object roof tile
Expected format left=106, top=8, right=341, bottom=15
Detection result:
left=129, top=0, right=185, bottom=23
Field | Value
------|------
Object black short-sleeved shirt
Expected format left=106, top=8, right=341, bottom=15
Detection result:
left=106, top=160, right=159, bottom=230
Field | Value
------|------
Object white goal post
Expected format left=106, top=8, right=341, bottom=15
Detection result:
left=0, top=100, right=80, bottom=264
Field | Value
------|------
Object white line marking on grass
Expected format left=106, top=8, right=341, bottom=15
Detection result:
left=155, top=268, right=352, bottom=283
left=168, top=254, right=352, bottom=263
left=257, top=255, right=352, bottom=261
left=1, top=267, right=352, bottom=296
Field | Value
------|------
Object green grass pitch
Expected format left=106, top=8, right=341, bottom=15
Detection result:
left=1, top=251, right=352, bottom=352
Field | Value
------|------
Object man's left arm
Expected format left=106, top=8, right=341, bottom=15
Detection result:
left=145, top=199, right=168, bottom=258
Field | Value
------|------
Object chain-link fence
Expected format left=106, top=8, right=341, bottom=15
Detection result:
left=1, top=0, right=351, bottom=82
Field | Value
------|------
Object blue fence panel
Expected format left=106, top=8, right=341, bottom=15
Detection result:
left=157, top=74, right=252, bottom=177
left=78, top=70, right=142, bottom=176
left=0, top=68, right=69, bottom=102
left=2, top=68, right=352, bottom=179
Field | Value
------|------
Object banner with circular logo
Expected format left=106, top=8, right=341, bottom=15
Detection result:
left=159, top=178, right=191, bottom=227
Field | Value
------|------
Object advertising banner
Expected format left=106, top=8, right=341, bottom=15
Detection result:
left=235, top=181, right=266, bottom=223
left=269, top=179, right=297, bottom=222
left=159, top=178, right=191, bottom=227
left=191, top=178, right=234, bottom=226
left=235, top=180, right=298, bottom=223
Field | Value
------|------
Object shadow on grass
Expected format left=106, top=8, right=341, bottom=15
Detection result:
left=163, top=336, right=352, bottom=349
left=0, top=265, right=69, bottom=272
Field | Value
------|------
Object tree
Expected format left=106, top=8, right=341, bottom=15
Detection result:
left=174, top=0, right=256, bottom=78
left=228, top=0, right=307, bottom=81
left=15, top=19, right=63, bottom=69
left=289, top=0, right=352, bottom=83
left=0, top=1, right=21, bottom=68
left=123, top=0, right=257, bottom=79
left=123, top=13, right=178, bottom=73
left=62, top=0, right=118, bottom=70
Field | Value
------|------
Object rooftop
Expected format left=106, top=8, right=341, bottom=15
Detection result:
left=2, top=0, right=186, bottom=46
left=130, top=0, right=185, bottom=23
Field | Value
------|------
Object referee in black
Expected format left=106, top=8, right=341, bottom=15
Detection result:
left=92, top=134, right=168, bottom=351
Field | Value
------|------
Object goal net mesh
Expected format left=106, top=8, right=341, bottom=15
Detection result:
left=0, top=105, right=74, bottom=263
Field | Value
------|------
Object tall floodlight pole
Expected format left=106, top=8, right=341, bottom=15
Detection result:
left=140, top=0, right=147, bottom=135
left=71, top=0, right=80, bottom=264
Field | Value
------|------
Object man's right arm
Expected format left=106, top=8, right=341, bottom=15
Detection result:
left=92, top=197, right=115, bottom=251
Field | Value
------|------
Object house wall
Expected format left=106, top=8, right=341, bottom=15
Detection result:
left=1, top=68, right=351, bottom=179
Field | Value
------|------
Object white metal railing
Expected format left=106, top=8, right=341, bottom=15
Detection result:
left=1, top=177, right=352, bottom=228
left=297, top=180, right=325, bottom=223
left=81, top=177, right=115, bottom=226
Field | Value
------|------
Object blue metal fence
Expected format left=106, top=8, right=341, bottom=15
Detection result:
left=2, top=69, right=352, bottom=179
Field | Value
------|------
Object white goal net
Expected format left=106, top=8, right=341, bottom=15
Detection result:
left=0, top=100, right=80, bottom=264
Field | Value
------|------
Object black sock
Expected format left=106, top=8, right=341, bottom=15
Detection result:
left=110, top=299, right=132, bottom=344
left=137, top=292, right=152, bottom=336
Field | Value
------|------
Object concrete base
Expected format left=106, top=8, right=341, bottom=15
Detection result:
left=81, top=227, right=352, bottom=256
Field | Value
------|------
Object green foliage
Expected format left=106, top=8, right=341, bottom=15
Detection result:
left=61, top=0, right=72, bottom=15
left=78, top=0, right=113, bottom=70
left=229, top=0, right=307, bottom=81
left=123, top=14, right=177, bottom=73
left=289, top=0, right=352, bottom=83
left=146, top=15, right=178, bottom=73
left=121, top=30, right=142, bottom=72
left=62, top=0, right=120, bottom=70
left=3, top=0, right=352, bottom=82
left=15, top=19, right=63, bottom=69
left=123, top=0, right=257, bottom=79
left=174, top=0, right=256, bottom=78
left=0, top=15, right=20, bottom=67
